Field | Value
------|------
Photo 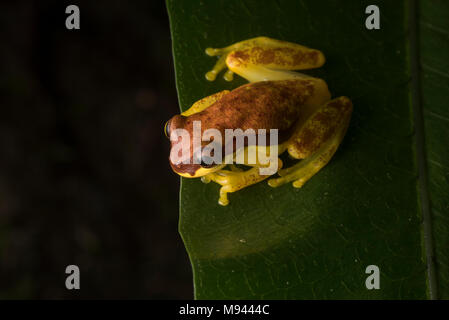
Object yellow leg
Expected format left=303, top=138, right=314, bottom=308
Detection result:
left=205, top=159, right=283, bottom=206
left=181, top=90, right=230, bottom=116
left=268, top=97, right=353, bottom=188
left=205, top=36, right=325, bottom=82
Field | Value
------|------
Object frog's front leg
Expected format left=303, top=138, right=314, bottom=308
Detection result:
left=203, top=158, right=283, bottom=206
left=205, top=36, right=325, bottom=82
left=181, top=90, right=230, bottom=116
left=268, top=96, right=352, bottom=188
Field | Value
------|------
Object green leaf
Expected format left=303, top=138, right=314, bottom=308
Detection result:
left=166, top=0, right=448, bottom=299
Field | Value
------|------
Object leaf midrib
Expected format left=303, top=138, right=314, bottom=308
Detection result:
left=409, top=0, right=438, bottom=299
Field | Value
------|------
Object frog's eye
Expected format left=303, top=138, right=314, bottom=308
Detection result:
left=164, top=120, right=171, bottom=139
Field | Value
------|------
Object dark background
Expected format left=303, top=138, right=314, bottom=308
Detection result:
left=0, top=0, right=192, bottom=299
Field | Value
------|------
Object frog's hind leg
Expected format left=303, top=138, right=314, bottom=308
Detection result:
left=268, top=97, right=352, bottom=188
left=205, top=36, right=325, bottom=82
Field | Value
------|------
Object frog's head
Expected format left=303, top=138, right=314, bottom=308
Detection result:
left=164, top=115, right=224, bottom=178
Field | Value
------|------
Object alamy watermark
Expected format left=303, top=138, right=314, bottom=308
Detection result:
left=65, top=264, right=80, bottom=290
left=169, top=121, right=279, bottom=175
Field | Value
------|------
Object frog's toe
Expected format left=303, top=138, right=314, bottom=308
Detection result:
left=201, top=175, right=211, bottom=184
left=205, top=47, right=224, bottom=56
left=205, top=70, right=219, bottom=81
left=268, top=173, right=308, bottom=188
left=205, top=69, right=221, bottom=81
left=223, top=69, right=234, bottom=81
left=292, top=179, right=307, bottom=188
left=267, top=176, right=287, bottom=188
left=218, top=186, right=230, bottom=206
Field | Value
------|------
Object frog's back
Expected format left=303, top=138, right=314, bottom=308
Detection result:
left=187, top=79, right=323, bottom=137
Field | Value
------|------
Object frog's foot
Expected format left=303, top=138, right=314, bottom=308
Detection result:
left=204, top=160, right=282, bottom=206
left=205, top=41, right=241, bottom=81
left=205, top=36, right=326, bottom=83
left=268, top=97, right=352, bottom=188
left=205, top=51, right=235, bottom=82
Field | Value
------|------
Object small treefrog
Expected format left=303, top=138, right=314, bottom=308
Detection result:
left=165, top=37, right=352, bottom=206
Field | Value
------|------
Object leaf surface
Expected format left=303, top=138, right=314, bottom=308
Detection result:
left=166, top=0, right=448, bottom=299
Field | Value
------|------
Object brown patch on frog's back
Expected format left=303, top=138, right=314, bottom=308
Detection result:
left=168, top=79, right=320, bottom=170
left=191, top=80, right=316, bottom=154
left=207, top=80, right=315, bottom=129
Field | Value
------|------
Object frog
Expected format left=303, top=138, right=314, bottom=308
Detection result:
left=165, top=36, right=352, bottom=206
